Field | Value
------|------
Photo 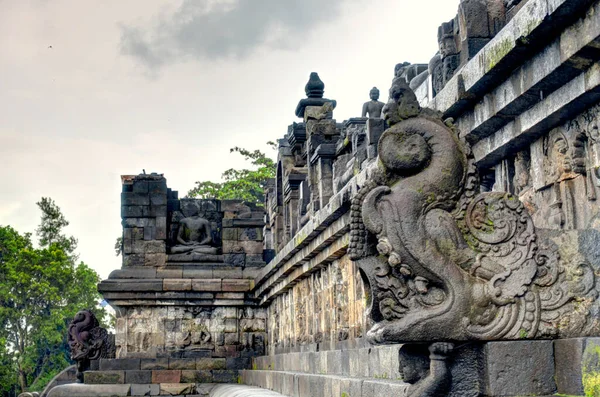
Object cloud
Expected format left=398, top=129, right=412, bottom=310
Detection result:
left=119, top=0, right=351, bottom=68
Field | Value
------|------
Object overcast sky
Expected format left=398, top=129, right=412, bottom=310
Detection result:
left=1, top=0, right=460, bottom=279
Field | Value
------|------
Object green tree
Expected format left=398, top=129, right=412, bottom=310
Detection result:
left=187, top=144, right=276, bottom=205
left=35, top=197, right=78, bottom=258
left=0, top=198, right=106, bottom=394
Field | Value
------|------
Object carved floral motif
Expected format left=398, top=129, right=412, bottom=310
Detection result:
left=349, top=79, right=599, bottom=343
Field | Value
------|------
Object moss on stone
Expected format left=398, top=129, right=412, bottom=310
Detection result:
left=486, top=38, right=514, bottom=72
left=583, top=343, right=600, bottom=397
left=519, top=328, right=528, bottom=339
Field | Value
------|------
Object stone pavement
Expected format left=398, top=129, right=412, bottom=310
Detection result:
left=210, top=384, right=286, bottom=396
left=46, top=383, right=287, bottom=396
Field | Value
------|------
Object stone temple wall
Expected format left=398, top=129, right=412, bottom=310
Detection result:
left=248, top=0, right=600, bottom=395
left=99, top=175, right=270, bottom=383
left=52, top=0, right=600, bottom=395
left=266, top=255, right=368, bottom=356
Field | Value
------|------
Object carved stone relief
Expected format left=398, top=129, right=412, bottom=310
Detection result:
left=399, top=343, right=455, bottom=397
left=530, top=105, right=600, bottom=230
left=349, top=79, right=599, bottom=343
left=68, top=310, right=115, bottom=382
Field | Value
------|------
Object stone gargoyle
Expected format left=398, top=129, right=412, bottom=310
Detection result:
left=67, top=310, right=114, bottom=382
left=349, top=75, right=599, bottom=343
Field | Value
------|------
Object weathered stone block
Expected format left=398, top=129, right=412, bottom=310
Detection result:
left=222, top=279, right=253, bottom=292
left=163, top=278, right=191, bottom=291
left=245, top=254, right=266, bottom=267
left=555, top=337, right=600, bottom=396
left=46, top=384, right=131, bottom=396
left=144, top=253, right=167, bottom=267
left=151, top=369, right=181, bottom=383
left=123, top=253, right=144, bottom=267
left=222, top=240, right=245, bottom=254
left=366, top=118, right=386, bottom=145
left=144, top=241, right=166, bottom=254
left=307, top=119, right=337, bottom=136
left=168, top=358, right=196, bottom=370
left=484, top=340, right=556, bottom=396
left=212, top=370, right=238, bottom=383
left=239, top=228, right=263, bottom=241
left=181, top=370, right=213, bottom=383
left=130, top=383, right=159, bottom=396
left=221, top=200, right=250, bottom=212
left=104, top=280, right=163, bottom=292
left=99, top=358, right=140, bottom=370
left=214, top=345, right=240, bottom=358
left=160, top=383, right=195, bottom=395
left=131, top=227, right=146, bottom=241
left=238, top=240, right=264, bottom=255
left=150, top=193, right=167, bottom=206
left=124, top=369, right=152, bottom=383
left=196, top=358, right=227, bottom=370
left=123, top=218, right=155, bottom=228
left=213, top=266, right=242, bottom=278
left=181, top=349, right=213, bottom=359
left=132, top=181, right=149, bottom=193
left=155, top=216, right=167, bottom=239
left=182, top=267, right=213, bottom=278
left=140, top=358, right=169, bottom=370
left=222, top=228, right=239, bottom=240
left=367, top=144, right=378, bottom=159
left=224, top=253, right=246, bottom=266
left=156, top=266, right=182, bottom=278
left=142, top=205, right=167, bottom=217
left=242, top=268, right=260, bottom=279
left=148, top=180, right=167, bottom=194
left=227, top=357, right=251, bottom=370
left=216, top=292, right=245, bottom=300
left=121, top=206, right=144, bottom=218
left=121, top=192, right=150, bottom=206
left=83, top=371, right=125, bottom=384
left=109, top=267, right=157, bottom=279
left=191, top=279, right=221, bottom=291
left=143, top=225, right=156, bottom=241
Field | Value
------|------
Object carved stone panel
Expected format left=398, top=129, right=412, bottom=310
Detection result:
left=349, top=80, right=600, bottom=344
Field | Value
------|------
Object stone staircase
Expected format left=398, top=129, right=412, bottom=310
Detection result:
left=240, top=344, right=412, bottom=397
left=45, top=357, right=291, bottom=397
left=238, top=339, right=587, bottom=397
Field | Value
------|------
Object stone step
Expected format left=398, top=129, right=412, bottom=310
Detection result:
left=240, top=370, right=566, bottom=397
left=210, top=384, right=287, bottom=397
left=46, top=382, right=216, bottom=396
left=99, top=277, right=259, bottom=306
left=240, top=369, right=410, bottom=397
left=252, top=344, right=403, bottom=379
left=250, top=340, right=580, bottom=396
left=106, top=265, right=260, bottom=280
left=85, top=358, right=247, bottom=384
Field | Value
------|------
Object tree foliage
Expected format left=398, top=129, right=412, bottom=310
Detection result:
left=0, top=198, right=106, bottom=395
left=35, top=197, right=78, bottom=256
left=187, top=144, right=276, bottom=204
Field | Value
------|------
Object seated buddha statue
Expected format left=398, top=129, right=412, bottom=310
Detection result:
left=170, top=216, right=218, bottom=255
